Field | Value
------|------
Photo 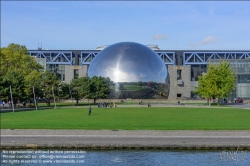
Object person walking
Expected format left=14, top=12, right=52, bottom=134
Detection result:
left=3, top=101, right=5, bottom=107
left=88, top=106, right=92, bottom=116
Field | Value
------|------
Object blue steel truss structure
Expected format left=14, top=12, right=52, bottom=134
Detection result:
left=80, top=51, right=99, bottom=65
left=29, top=50, right=250, bottom=66
left=29, top=51, right=73, bottom=65
left=155, top=51, right=175, bottom=65
left=183, top=52, right=250, bottom=65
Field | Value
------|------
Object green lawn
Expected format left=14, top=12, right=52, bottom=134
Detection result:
left=1, top=107, right=250, bottom=130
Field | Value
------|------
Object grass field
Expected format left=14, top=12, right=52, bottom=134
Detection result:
left=1, top=107, right=250, bottom=130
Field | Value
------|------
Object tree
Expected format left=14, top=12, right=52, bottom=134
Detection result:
left=25, top=70, right=44, bottom=100
left=0, top=73, right=10, bottom=102
left=58, top=82, right=70, bottom=100
left=216, top=61, right=236, bottom=104
left=88, top=76, right=110, bottom=104
left=70, top=77, right=90, bottom=105
left=195, top=64, right=220, bottom=106
left=0, top=43, right=43, bottom=103
left=2, top=70, right=27, bottom=105
left=41, top=71, right=61, bottom=106
left=0, top=43, right=42, bottom=76
left=195, top=61, right=236, bottom=106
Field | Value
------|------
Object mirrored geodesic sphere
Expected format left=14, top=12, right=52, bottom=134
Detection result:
left=88, top=42, right=169, bottom=99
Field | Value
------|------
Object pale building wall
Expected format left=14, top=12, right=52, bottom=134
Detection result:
left=168, top=65, right=191, bottom=100
left=65, top=65, right=74, bottom=83
left=64, top=65, right=88, bottom=83
left=79, top=65, right=88, bottom=78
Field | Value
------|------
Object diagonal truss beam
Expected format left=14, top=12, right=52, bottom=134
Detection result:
left=80, top=51, right=100, bottom=65
left=29, top=51, right=73, bottom=65
left=155, top=52, right=175, bottom=65
left=183, top=52, right=250, bottom=65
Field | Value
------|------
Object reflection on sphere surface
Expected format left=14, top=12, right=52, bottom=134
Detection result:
left=88, top=42, right=169, bottom=99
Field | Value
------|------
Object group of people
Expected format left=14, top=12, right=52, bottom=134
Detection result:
left=97, top=102, right=116, bottom=108
left=234, top=98, right=243, bottom=103
left=0, top=100, right=33, bottom=108
left=89, top=102, right=117, bottom=116
left=177, top=101, right=185, bottom=105
left=139, top=101, right=151, bottom=107
left=1, top=100, right=12, bottom=108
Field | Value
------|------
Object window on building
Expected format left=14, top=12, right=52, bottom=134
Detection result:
left=74, top=69, right=79, bottom=79
left=177, top=94, right=182, bottom=98
left=177, top=70, right=182, bottom=80
left=46, top=64, right=65, bottom=81
left=191, top=65, right=207, bottom=81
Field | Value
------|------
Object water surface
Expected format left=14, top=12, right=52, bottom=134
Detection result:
left=1, top=149, right=249, bottom=166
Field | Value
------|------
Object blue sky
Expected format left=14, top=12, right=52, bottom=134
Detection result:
left=1, top=1, right=250, bottom=50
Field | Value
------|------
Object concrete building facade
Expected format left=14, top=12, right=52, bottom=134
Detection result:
left=29, top=45, right=250, bottom=100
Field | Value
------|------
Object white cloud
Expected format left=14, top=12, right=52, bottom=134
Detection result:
left=200, top=36, right=218, bottom=45
left=152, top=34, right=168, bottom=40
left=189, top=36, right=219, bottom=47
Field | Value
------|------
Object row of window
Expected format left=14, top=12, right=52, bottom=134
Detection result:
left=46, top=64, right=79, bottom=81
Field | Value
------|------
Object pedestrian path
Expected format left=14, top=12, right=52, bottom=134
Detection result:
left=1, top=129, right=250, bottom=150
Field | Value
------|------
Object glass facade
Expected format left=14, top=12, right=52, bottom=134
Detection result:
left=191, top=65, right=207, bottom=81
left=46, top=64, right=65, bottom=81
left=34, top=57, right=46, bottom=72
left=209, top=59, right=250, bottom=100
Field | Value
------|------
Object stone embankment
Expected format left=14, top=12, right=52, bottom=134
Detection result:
left=1, top=130, right=250, bottom=150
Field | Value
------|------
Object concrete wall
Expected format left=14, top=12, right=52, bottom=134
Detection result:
left=79, top=65, right=88, bottom=78
left=168, top=65, right=191, bottom=100
left=65, top=65, right=74, bottom=83
left=64, top=65, right=88, bottom=83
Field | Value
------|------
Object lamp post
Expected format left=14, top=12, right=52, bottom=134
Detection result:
left=52, top=86, right=56, bottom=108
left=69, top=84, right=74, bottom=106
left=87, top=72, right=90, bottom=106
left=33, top=86, right=37, bottom=111
left=9, top=85, right=14, bottom=113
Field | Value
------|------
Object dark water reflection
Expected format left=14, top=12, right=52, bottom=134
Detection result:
left=1, top=149, right=249, bottom=166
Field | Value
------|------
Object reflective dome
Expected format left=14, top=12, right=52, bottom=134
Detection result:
left=88, top=42, right=169, bottom=99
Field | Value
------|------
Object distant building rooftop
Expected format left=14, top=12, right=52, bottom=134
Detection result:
left=96, top=45, right=159, bottom=50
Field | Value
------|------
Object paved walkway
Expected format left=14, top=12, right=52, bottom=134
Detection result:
left=1, top=129, right=250, bottom=150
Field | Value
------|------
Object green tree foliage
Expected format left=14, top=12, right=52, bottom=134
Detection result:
left=41, top=71, right=61, bottom=106
left=195, top=65, right=220, bottom=106
left=70, top=77, right=90, bottom=105
left=70, top=76, right=110, bottom=104
left=0, top=43, right=43, bottom=103
left=25, top=70, right=43, bottom=99
left=58, top=82, right=70, bottom=100
left=0, top=73, right=11, bottom=101
left=195, top=61, right=236, bottom=106
left=216, top=62, right=236, bottom=101
left=88, top=76, right=110, bottom=104
left=3, top=70, right=26, bottom=105
left=0, top=43, right=42, bottom=76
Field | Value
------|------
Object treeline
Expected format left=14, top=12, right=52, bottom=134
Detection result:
left=0, top=43, right=110, bottom=106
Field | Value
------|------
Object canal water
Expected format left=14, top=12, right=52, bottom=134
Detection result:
left=1, top=149, right=249, bottom=166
